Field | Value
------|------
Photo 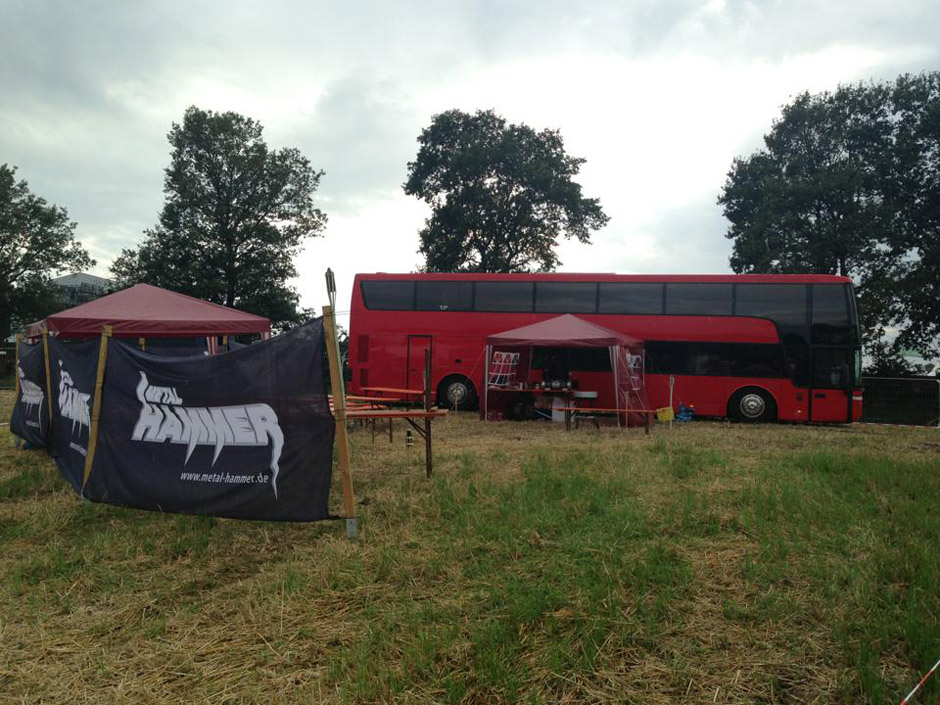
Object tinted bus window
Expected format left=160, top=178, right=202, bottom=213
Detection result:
left=665, top=283, right=733, bottom=316
left=813, top=347, right=851, bottom=388
left=535, top=282, right=597, bottom=313
left=645, top=341, right=785, bottom=378
left=361, top=281, right=414, bottom=310
left=415, top=281, right=474, bottom=311
left=598, top=283, right=663, bottom=314
left=474, top=282, right=534, bottom=312
left=532, top=347, right=611, bottom=372
left=812, top=285, right=851, bottom=344
left=736, top=284, right=807, bottom=327
left=782, top=336, right=810, bottom=387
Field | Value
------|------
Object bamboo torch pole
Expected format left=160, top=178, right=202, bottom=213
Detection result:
left=82, top=325, right=112, bottom=492
left=323, top=303, right=357, bottom=539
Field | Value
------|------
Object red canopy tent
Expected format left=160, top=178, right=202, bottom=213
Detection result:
left=483, top=315, right=646, bottom=426
left=24, top=284, right=271, bottom=343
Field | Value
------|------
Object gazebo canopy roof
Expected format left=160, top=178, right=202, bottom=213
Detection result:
left=25, top=283, right=271, bottom=338
left=486, top=314, right=642, bottom=348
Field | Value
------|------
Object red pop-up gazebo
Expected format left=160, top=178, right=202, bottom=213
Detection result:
left=24, top=283, right=271, bottom=347
left=482, top=315, right=646, bottom=426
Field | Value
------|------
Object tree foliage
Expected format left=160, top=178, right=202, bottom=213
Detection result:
left=404, top=109, right=609, bottom=272
left=719, top=72, right=940, bottom=360
left=0, top=165, right=93, bottom=339
left=112, top=106, right=326, bottom=327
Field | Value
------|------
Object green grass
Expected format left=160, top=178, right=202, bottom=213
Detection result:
left=2, top=391, right=939, bottom=703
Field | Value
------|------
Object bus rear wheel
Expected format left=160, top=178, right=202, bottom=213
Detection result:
left=729, top=387, right=776, bottom=423
left=438, top=376, right=478, bottom=410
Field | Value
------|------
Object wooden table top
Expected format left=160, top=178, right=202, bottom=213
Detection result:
left=362, top=386, right=425, bottom=396
left=343, top=408, right=449, bottom=419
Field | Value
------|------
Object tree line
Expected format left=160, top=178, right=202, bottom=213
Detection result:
left=2, top=71, right=938, bottom=367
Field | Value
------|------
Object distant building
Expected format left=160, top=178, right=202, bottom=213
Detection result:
left=52, top=272, right=112, bottom=307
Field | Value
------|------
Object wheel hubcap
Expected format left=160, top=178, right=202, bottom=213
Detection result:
left=740, top=393, right=765, bottom=418
left=448, top=383, right=467, bottom=404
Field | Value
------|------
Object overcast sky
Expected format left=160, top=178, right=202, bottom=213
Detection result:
left=2, top=0, right=937, bottom=322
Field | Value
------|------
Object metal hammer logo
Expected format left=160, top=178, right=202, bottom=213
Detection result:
left=58, top=361, right=91, bottom=435
left=131, top=372, right=285, bottom=497
left=17, top=366, right=45, bottom=430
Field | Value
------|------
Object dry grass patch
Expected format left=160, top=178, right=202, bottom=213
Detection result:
left=2, top=392, right=939, bottom=703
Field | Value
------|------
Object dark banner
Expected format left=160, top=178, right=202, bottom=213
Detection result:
left=48, top=338, right=101, bottom=492
left=10, top=341, right=49, bottom=447
left=84, top=319, right=335, bottom=521
left=145, top=337, right=209, bottom=357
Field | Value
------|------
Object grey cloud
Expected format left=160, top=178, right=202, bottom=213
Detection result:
left=286, top=78, right=419, bottom=215
left=630, top=199, right=733, bottom=275
left=1, top=0, right=937, bottom=277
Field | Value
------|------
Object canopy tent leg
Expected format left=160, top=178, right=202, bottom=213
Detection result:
left=484, top=344, right=492, bottom=421
left=611, top=345, right=623, bottom=429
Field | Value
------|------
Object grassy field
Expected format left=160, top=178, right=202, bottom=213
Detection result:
left=1, top=389, right=939, bottom=704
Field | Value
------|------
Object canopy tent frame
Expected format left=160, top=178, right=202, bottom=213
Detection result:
left=24, top=283, right=271, bottom=353
left=482, top=315, right=646, bottom=427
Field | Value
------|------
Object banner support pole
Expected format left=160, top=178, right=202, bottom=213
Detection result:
left=13, top=333, right=21, bottom=404
left=13, top=334, right=22, bottom=448
left=323, top=304, right=357, bottom=539
left=42, top=332, right=53, bottom=423
left=82, top=325, right=112, bottom=491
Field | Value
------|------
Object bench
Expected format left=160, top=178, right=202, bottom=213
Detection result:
left=555, top=407, right=655, bottom=434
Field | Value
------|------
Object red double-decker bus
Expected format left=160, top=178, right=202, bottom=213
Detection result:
left=349, top=273, right=863, bottom=423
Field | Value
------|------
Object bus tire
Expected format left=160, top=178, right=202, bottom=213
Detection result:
left=438, top=376, right=477, bottom=410
left=728, top=387, right=776, bottom=423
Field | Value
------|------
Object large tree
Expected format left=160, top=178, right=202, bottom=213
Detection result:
left=112, top=106, right=326, bottom=327
left=0, top=164, right=93, bottom=340
left=718, top=73, right=940, bottom=361
left=404, top=109, right=609, bottom=272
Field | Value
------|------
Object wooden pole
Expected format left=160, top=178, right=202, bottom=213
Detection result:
left=424, top=347, right=432, bottom=477
left=13, top=334, right=21, bottom=403
left=323, top=305, right=357, bottom=538
left=82, top=325, right=112, bottom=491
left=12, top=334, right=22, bottom=448
left=41, top=332, right=53, bottom=423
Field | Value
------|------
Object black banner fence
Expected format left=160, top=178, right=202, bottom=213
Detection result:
left=10, top=338, right=50, bottom=448
left=47, top=337, right=101, bottom=491
left=10, top=319, right=336, bottom=522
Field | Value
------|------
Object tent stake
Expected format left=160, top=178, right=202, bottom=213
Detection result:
left=82, top=325, right=112, bottom=491
left=323, top=304, right=357, bottom=539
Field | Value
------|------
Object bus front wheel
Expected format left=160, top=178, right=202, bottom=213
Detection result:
left=729, top=387, right=776, bottom=423
left=438, top=376, right=478, bottom=410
